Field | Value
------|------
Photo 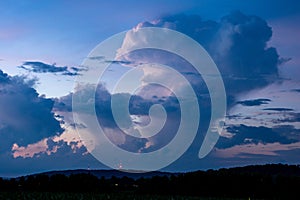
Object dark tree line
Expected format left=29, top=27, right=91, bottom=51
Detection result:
left=0, top=164, right=299, bottom=199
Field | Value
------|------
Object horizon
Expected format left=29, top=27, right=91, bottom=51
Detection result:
left=2, top=162, right=299, bottom=179
left=0, top=0, right=300, bottom=177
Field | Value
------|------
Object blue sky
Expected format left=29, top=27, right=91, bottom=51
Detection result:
left=0, top=0, right=300, bottom=177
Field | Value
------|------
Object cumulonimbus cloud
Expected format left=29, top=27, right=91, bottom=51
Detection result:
left=0, top=70, right=64, bottom=153
left=118, top=11, right=282, bottom=101
left=56, top=11, right=291, bottom=157
left=0, top=10, right=291, bottom=174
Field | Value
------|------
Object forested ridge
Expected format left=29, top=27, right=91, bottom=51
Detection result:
left=0, top=164, right=299, bottom=199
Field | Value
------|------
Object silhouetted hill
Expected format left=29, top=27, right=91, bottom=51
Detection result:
left=217, top=163, right=300, bottom=176
left=36, top=169, right=176, bottom=180
left=33, top=163, right=300, bottom=179
left=1, top=163, right=299, bottom=199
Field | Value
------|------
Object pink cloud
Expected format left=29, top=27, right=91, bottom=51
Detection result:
left=214, top=142, right=300, bottom=158
left=12, top=139, right=49, bottom=158
left=11, top=125, right=84, bottom=158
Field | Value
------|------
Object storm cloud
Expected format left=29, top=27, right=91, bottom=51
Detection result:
left=99, top=11, right=285, bottom=157
left=55, top=82, right=182, bottom=153
left=263, top=108, right=294, bottom=112
left=59, top=11, right=290, bottom=161
left=0, top=70, right=63, bottom=153
left=120, top=11, right=281, bottom=99
left=217, top=124, right=300, bottom=149
left=3, top=10, right=295, bottom=173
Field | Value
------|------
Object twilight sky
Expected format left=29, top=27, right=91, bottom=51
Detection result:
left=0, top=0, right=300, bottom=177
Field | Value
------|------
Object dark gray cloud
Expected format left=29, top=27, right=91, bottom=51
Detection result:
left=20, top=61, right=68, bottom=73
left=214, top=12, right=279, bottom=85
left=0, top=70, right=10, bottom=83
left=86, top=55, right=133, bottom=65
left=0, top=71, right=102, bottom=175
left=19, top=61, right=86, bottom=76
left=278, top=57, right=292, bottom=65
left=263, top=108, right=294, bottom=112
left=237, top=98, right=271, bottom=106
left=87, top=56, right=105, bottom=60
left=105, top=60, right=132, bottom=65
left=61, top=71, right=79, bottom=76
left=272, top=125, right=300, bottom=142
left=53, top=96, right=72, bottom=112
left=55, top=83, right=181, bottom=120
left=217, top=124, right=300, bottom=149
left=291, top=89, right=300, bottom=93
left=0, top=69, right=63, bottom=153
left=55, top=82, right=183, bottom=153
left=274, top=112, right=300, bottom=123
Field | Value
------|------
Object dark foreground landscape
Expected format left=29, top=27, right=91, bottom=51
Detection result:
left=0, top=164, right=299, bottom=199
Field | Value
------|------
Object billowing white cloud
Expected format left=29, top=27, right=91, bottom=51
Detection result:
left=117, top=12, right=282, bottom=101
left=57, top=12, right=298, bottom=171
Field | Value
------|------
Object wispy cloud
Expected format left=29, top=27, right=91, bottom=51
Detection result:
left=217, top=124, right=300, bottom=150
left=104, top=60, right=132, bottom=65
left=274, top=112, right=300, bottom=123
left=215, top=142, right=300, bottom=158
left=237, top=98, right=271, bottom=106
left=19, top=61, right=86, bottom=76
left=291, top=89, right=300, bottom=93
left=263, top=108, right=294, bottom=112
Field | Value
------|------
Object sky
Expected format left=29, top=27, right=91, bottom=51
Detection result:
left=0, top=0, right=300, bottom=177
